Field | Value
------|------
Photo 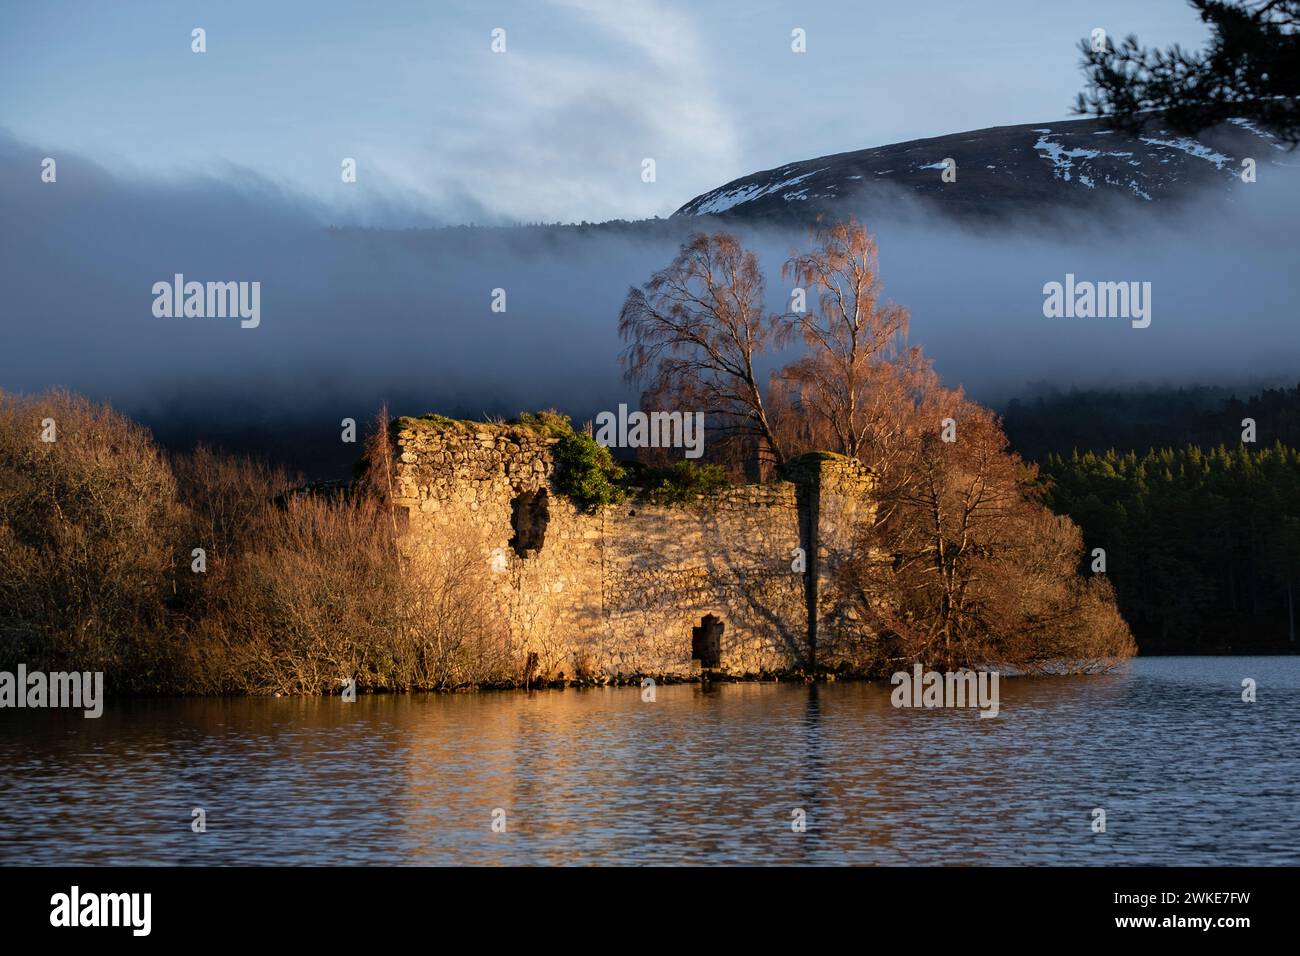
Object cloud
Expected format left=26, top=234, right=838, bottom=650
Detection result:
left=398, top=0, right=742, bottom=224
left=2, top=129, right=1296, bottom=475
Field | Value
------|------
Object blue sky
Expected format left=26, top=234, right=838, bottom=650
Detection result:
left=1, top=0, right=1212, bottom=224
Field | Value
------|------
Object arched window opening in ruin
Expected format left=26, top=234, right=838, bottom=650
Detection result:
left=691, top=614, right=723, bottom=669
left=509, top=487, right=549, bottom=558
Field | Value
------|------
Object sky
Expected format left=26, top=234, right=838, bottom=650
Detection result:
left=0, top=0, right=1214, bottom=225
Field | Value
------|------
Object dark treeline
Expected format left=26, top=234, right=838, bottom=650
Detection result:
left=1008, top=384, right=1300, bottom=653
left=1039, top=443, right=1300, bottom=653
left=1001, top=382, right=1300, bottom=463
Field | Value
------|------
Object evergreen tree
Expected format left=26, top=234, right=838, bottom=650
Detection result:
left=1076, top=1, right=1300, bottom=143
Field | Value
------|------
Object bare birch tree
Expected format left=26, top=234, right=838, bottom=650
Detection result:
left=778, top=217, right=917, bottom=461
left=618, top=232, right=786, bottom=467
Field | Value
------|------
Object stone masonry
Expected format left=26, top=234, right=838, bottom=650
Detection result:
left=391, top=417, right=876, bottom=679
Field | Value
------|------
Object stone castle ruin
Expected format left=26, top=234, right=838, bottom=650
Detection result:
left=390, top=416, right=876, bottom=679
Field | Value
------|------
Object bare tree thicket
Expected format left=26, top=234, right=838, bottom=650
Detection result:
left=0, top=389, right=182, bottom=688
left=0, top=389, right=512, bottom=694
left=838, top=401, right=1135, bottom=673
left=618, top=233, right=788, bottom=469
left=621, top=221, right=1136, bottom=672
left=778, top=218, right=918, bottom=460
left=182, top=493, right=511, bottom=695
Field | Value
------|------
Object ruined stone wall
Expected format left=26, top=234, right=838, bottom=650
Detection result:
left=391, top=417, right=874, bottom=679
left=599, top=484, right=805, bottom=674
left=391, top=419, right=604, bottom=677
left=810, top=455, right=880, bottom=665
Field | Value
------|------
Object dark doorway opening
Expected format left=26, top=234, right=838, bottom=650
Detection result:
left=509, top=487, right=549, bottom=557
left=691, top=614, right=724, bottom=669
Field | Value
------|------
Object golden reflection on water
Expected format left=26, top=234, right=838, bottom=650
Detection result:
left=1, top=660, right=1297, bottom=865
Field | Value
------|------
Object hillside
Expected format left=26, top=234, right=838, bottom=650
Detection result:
left=674, top=115, right=1291, bottom=223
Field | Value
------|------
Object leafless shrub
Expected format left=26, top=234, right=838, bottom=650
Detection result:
left=835, top=401, right=1137, bottom=674
left=395, top=534, right=514, bottom=689
left=0, top=389, right=183, bottom=688
left=182, top=450, right=511, bottom=695
left=171, top=443, right=297, bottom=562
left=0, top=389, right=515, bottom=695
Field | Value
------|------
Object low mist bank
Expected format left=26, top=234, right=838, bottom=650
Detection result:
left=3, top=131, right=1297, bottom=475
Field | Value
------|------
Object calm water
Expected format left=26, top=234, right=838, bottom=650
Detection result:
left=1, top=657, right=1296, bottom=866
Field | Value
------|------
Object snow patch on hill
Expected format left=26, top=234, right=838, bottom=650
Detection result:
left=690, top=169, right=822, bottom=215
left=1139, top=136, right=1232, bottom=169
left=673, top=116, right=1288, bottom=221
left=1033, top=129, right=1136, bottom=186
